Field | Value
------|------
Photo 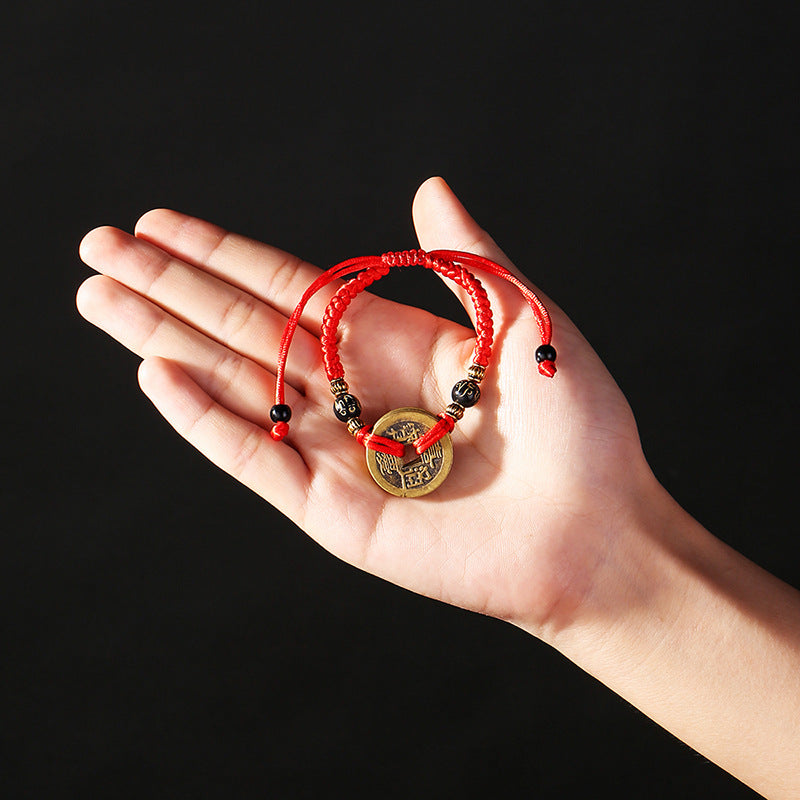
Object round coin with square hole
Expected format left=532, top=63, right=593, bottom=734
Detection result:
left=365, top=408, right=453, bottom=497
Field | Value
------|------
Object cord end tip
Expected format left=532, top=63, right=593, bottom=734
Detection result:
left=270, top=422, right=290, bottom=441
left=538, top=360, right=556, bottom=378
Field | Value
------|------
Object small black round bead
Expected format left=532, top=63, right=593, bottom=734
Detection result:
left=535, top=344, right=557, bottom=363
left=451, top=379, right=481, bottom=408
left=269, top=404, right=292, bottom=423
left=333, top=393, right=362, bottom=422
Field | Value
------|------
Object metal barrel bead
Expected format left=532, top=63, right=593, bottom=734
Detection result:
left=330, top=378, right=349, bottom=395
left=346, top=418, right=366, bottom=435
left=445, top=402, right=465, bottom=420
left=467, top=364, right=486, bottom=382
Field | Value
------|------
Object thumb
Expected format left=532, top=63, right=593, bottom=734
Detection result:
left=412, top=177, right=531, bottom=323
left=412, top=177, right=516, bottom=269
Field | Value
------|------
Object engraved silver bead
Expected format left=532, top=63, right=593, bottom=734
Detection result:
left=330, top=378, right=349, bottom=395
left=445, top=402, right=465, bottom=420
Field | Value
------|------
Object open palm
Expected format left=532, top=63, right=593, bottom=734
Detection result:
left=77, top=178, right=648, bottom=635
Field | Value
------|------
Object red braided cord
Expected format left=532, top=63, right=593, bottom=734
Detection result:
left=320, top=254, right=494, bottom=381
left=320, top=264, right=392, bottom=379
left=317, top=255, right=493, bottom=454
left=270, top=249, right=554, bottom=442
left=429, top=250, right=553, bottom=343
left=412, top=413, right=456, bottom=454
left=420, top=254, right=493, bottom=367
left=431, top=250, right=556, bottom=378
left=355, top=426, right=404, bottom=457
left=272, top=256, right=380, bottom=409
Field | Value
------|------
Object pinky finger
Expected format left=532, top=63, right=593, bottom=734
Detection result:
left=137, top=356, right=311, bottom=524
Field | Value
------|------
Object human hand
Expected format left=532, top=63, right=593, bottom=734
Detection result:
left=77, top=178, right=800, bottom=796
left=76, top=177, right=652, bottom=639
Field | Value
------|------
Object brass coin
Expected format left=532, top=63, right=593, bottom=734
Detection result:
left=366, top=408, right=453, bottom=497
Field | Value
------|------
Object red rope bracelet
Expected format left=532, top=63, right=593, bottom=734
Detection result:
left=269, top=249, right=556, bottom=496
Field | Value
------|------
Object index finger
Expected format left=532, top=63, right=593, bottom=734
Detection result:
left=134, top=209, right=346, bottom=334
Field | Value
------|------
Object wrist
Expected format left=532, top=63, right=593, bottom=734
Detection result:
left=515, top=473, right=800, bottom=798
left=540, top=479, right=698, bottom=657
left=512, top=467, right=689, bottom=650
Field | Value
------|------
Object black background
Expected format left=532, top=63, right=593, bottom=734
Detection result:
left=2, top=1, right=797, bottom=797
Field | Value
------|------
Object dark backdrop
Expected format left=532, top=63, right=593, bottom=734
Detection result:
left=3, top=2, right=797, bottom=797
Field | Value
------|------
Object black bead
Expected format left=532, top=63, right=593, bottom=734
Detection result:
left=333, top=393, right=362, bottom=422
left=451, top=379, right=481, bottom=408
left=535, top=344, right=557, bottom=363
left=269, top=404, right=292, bottom=423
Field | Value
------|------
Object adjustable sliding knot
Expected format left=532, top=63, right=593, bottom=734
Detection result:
left=270, top=247, right=556, bottom=496
left=382, top=249, right=426, bottom=267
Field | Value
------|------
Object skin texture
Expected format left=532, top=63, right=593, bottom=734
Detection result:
left=77, top=177, right=800, bottom=797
